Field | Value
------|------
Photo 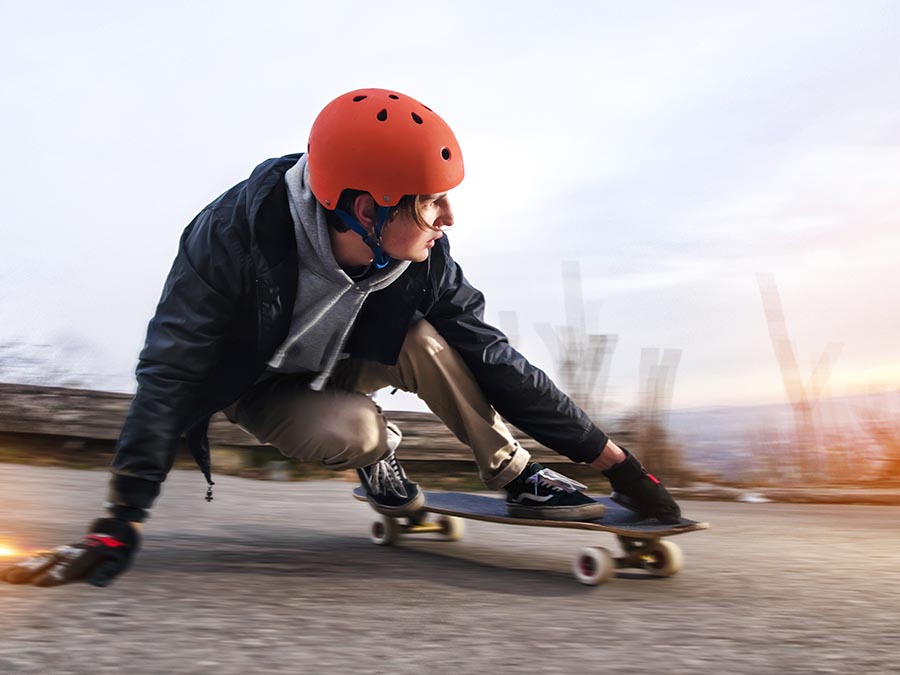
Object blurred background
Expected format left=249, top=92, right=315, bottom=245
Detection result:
left=1, top=0, right=898, bottom=488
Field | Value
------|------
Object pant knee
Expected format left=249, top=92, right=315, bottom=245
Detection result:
left=395, top=320, right=452, bottom=393
left=298, top=403, right=386, bottom=470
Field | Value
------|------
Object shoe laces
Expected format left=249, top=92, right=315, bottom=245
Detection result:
left=526, top=468, right=587, bottom=495
left=367, top=450, right=409, bottom=498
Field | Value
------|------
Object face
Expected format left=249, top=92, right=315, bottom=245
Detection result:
left=380, top=193, right=454, bottom=263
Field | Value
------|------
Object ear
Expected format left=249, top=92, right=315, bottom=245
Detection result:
left=351, top=193, right=378, bottom=232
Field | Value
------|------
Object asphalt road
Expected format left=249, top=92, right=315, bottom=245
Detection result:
left=1, top=464, right=898, bottom=674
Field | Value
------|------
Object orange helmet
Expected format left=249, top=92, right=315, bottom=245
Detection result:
left=307, top=88, right=464, bottom=210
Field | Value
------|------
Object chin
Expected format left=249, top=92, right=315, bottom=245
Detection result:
left=388, top=249, right=430, bottom=263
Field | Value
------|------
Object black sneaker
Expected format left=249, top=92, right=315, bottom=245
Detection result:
left=357, top=446, right=424, bottom=517
left=602, top=448, right=682, bottom=524
left=504, top=462, right=605, bottom=521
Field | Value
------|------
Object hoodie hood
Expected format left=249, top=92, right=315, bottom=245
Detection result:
left=267, top=156, right=409, bottom=387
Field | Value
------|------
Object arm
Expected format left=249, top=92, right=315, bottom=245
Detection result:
left=424, top=238, right=607, bottom=464
left=2, top=205, right=252, bottom=588
left=107, top=205, right=250, bottom=521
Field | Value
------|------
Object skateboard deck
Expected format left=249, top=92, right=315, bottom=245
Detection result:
left=353, top=487, right=709, bottom=585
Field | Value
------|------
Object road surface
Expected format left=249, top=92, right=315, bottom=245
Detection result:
left=1, top=465, right=898, bottom=674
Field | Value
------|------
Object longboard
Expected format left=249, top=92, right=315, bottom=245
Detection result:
left=353, top=487, right=709, bottom=585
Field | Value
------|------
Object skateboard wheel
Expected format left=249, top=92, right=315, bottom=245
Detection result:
left=640, top=540, right=683, bottom=577
left=436, top=515, right=464, bottom=542
left=573, top=547, right=615, bottom=586
left=370, top=516, right=401, bottom=546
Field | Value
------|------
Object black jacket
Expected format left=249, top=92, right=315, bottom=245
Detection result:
left=108, top=154, right=607, bottom=521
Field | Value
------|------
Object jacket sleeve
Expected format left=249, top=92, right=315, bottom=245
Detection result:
left=424, top=239, right=607, bottom=464
left=107, top=207, right=248, bottom=521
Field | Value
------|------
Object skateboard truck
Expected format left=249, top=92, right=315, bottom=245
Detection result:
left=369, top=513, right=465, bottom=546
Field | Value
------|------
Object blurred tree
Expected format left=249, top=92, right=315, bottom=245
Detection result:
left=854, top=395, right=900, bottom=484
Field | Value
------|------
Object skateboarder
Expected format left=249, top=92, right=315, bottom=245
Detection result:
left=2, top=88, right=680, bottom=588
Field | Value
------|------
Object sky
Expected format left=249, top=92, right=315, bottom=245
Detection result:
left=1, top=0, right=898, bottom=413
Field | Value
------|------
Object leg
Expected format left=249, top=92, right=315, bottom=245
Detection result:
left=225, top=375, right=389, bottom=470
left=226, top=374, right=424, bottom=515
left=338, top=320, right=530, bottom=490
left=341, top=321, right=605, bottom=521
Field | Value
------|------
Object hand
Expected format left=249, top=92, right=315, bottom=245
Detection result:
left=1, top=518, right=140, bottom=587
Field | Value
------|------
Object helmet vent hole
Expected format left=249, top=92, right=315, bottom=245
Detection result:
left=411, top=112, right=423, bottom=125
left=441, top=147, right=451, bottom=160
left=353, top=95, right=367, bottom=102
left=377, top=108, right=388, bottom=122
left=388, top=94, right=399, bottom=100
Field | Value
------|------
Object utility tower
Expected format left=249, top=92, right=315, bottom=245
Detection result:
left=757, top=273, right=842, bottom=481
left=635, top=346, right=683, bottom=479
left=638, top=347, right=682, bottom=426
left=534, top=261, right=617, bottom=419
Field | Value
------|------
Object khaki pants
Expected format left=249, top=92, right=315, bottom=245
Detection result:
left=224, top=320, right=529, bottom=489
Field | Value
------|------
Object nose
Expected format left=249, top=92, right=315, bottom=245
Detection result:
left=436, top=197, right=454, bottom=229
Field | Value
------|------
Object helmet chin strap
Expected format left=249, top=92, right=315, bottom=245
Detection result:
left=334, top=206, right=392, bottom=269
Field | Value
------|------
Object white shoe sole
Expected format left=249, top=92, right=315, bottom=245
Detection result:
left=367, top=490, right=426, bottom=517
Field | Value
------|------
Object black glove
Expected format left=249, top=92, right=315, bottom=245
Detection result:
left=1, top=517, right=140, bottom=588
left=603, top=448, right=682, bottom=524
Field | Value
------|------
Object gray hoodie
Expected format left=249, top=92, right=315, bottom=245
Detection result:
left=267, top=156, right=410, bottom=389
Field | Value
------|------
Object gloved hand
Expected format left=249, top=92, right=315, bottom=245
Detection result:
left=1, top=517, right=140, bottom=587
left=602, top=448, right=682, bottom=524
